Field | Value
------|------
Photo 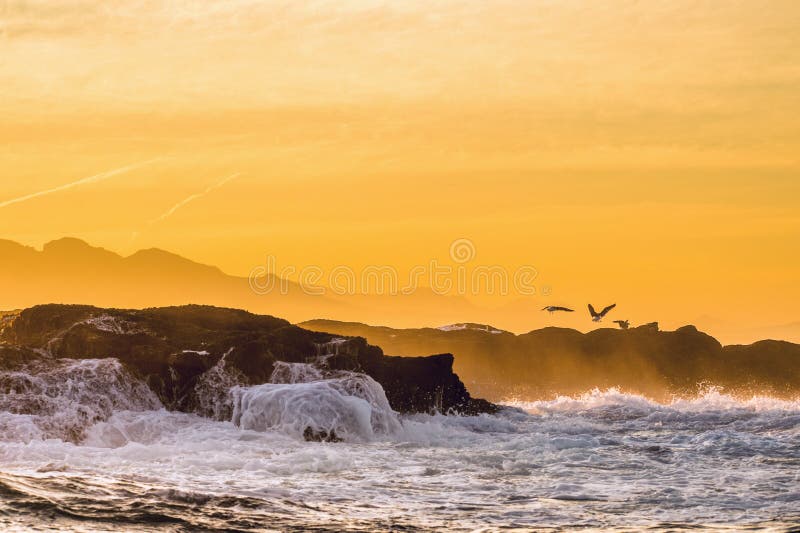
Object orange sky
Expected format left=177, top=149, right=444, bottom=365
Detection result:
left=1, top=1, right=799, bottom=341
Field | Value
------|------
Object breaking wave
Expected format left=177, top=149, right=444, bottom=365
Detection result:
left=0, top=355, right=798, bottom=531
left=232, top=361, right=402, bottom=442
left=0, top=358, right=161, bottom=443
left=507, top=386, right=800, bottom=428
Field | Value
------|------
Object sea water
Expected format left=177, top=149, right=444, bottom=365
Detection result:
left=1, top=358, right=798, bottom=531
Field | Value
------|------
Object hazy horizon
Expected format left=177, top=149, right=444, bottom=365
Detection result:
left=1, top=235, right=798, bottom=345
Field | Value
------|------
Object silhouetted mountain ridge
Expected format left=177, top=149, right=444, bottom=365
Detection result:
left=2, top=237, right=798, bottom=343
left=125, top=248, right=225, bottom=277
left=0, top=237, right=338, bottom=317
left=0, top=237, right=475, bottom=327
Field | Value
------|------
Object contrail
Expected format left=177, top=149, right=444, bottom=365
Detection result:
left=0, top=159, right=162, bottom=209
left=148, top=172, right=241, bottom=225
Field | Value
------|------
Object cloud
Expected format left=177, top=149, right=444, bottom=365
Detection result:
left=0, top=159, right=161, bottom=209
left=129, top=172, right=240, bottom=244
left=147, top=172, right=241, bottom=226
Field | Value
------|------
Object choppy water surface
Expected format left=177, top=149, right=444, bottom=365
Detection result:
left=1, top=359, right=799, bottom=531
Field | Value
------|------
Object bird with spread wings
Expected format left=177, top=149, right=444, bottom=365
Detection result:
left=542, top=306, right=574, bottom=314
left=588, top=303, right=616, bottom=322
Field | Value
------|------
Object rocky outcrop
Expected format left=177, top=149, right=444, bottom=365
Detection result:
left=0, top=304, right=494, bottom=415
left=301, top=320, right=800, bottom=400
left=360, top=353, right=496, bottom=415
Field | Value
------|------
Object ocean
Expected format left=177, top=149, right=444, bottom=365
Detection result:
left=1, top=359, right=799, bottom=531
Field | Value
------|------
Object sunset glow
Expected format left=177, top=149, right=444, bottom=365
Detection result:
left=2, top=1, right=799, bottom=342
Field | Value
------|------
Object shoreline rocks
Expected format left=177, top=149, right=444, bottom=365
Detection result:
left=0, top=304, right=497, bottom=416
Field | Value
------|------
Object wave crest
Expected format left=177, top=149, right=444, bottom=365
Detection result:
left=506, top=387, right=800, bottom=415
left=232, top=365, right=402, bottom=442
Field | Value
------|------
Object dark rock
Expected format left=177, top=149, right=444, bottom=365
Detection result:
left=300, top=319, right=800, bottom=401
left=0, top=304, right=496, bottom=415
left=0, top=344, right=41, bottom=370
left=360, top=353, right=498, bottom=414
left=303, top=427, right=343, bottom=443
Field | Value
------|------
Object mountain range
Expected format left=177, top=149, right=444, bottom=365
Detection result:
left=0, top=237, right=479, bottom=329
left=1, top=237, right=798, bottom=344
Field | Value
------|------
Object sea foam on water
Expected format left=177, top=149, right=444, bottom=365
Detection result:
left=1, top=355, right=799, bottom=530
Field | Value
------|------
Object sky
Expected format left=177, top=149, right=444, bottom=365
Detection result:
left=1, top=0, right=799, bottom=339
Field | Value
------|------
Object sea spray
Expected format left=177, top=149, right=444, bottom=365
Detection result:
left=231, top=381, right=376, bottom=441
left=1, top=387, right=799, bottom=530
left=190, top=348, right=403, bottom=441
left=507, top=386, right=800, bottom=416
left=269, top=361, right=324, bottom=384
left=0, top=358, right=161, bottom=443
left=232, top=362, right=402, bottom=441
left=192, top=348, right=242, bottom=420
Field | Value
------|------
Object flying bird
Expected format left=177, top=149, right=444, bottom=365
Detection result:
left=614, top=319, right=630, bottom=329
left=542, top=306, right=574, bottom=314
left=588, top=303, right=616, bottom=322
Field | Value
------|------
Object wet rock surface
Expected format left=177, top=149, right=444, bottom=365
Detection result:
left=0, top=304, right=495, bottom=415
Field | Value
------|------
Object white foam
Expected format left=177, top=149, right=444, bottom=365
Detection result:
left=505, top=386, right=800, bottom=415
left=1, top=385, right=799, bottom=529
left=0, top=358, right=162, bottom=443
left=232, top=382, right=374, bottom=441
left=231, top=372, right=401, bottom=442
left=2, top=342, right=799, bottom=532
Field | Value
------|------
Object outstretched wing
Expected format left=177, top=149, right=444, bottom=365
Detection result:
left=553, top=306, right=574, bottom=312
left=588, top=304, right=598, bottom=318
left=599, top=304, right=616, bottom=317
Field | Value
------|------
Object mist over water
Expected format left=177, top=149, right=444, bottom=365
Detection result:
left=1, top=359, right=799, bottom=531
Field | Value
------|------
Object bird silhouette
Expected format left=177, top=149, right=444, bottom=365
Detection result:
left=613, top=319, right=630, bottom=329
left=542, top=306, right=574, bottom=314
left=588, top=303, right=616, bottom=322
